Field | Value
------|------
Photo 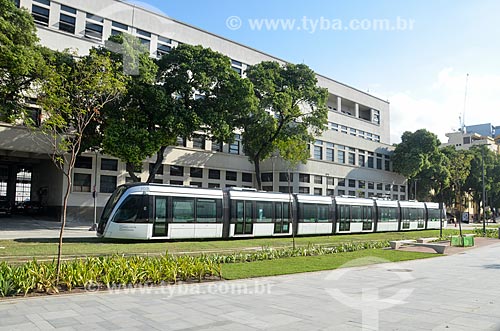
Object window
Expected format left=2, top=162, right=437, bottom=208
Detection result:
left=192, top=135, right=206, bottom=150
left=170, top=180, right=183, bottom=185
left=337, top=150, right=345, bottom=164
left=348, top=179, right=356, bottom=188
left=157, top=44, right=171, bottom=58
left=358, top=181, right=365, bottom=189
left=14, top=0, right=20, bottom=7
left=368, top=182, right=374, bottom=190
left=190, top=167, right=203, bottom=178
left=314, top=175, right=322, bottom=184
left=279, top=172, right=293, bottom=182
left=73, top=174, right=91, bottom=192
left=350, top=128, right=357, bottom=136
left=313, top=145, right=323, bottom=160
left=314, top=188, right=322, bottom=196
left=208, top=183, right=219, bottom=188
left=75, top=156, right=92, bottom=169
left=226, top=171, right=237, bottom=181
left=367, top=155, right=374, bottom=168
left=338, top=178, right=345, bottom=187
left=301, top=204, right=329, bottom=223
left=279, top=186, right=292, bottom=193
left=100, top=175, right=117, bottom=193
left=112, top=21, right=128, bottom=31
left=208, top=169, right=220, bottom=180
left=197, top=199, right=218, bottom=222
left=177, top=137, right=186, bottom=147
left=170, top=165, right=184, bottom=177
left=261, top=173, right=273, bottom=182
left=32, top=3, right=50, bottom=26
left=376, top=158, right=382, bottom=170
left=262, top=186, right=273, bottom=192
left=377, top=183, right=383, bottom=190
left=299, top=173, right=310, bottom=183
left=59, top=12, right=76, bottom=34
left=385, top=160, right=391, bottom=171
left=242, top=172, right=253, bottom=183
left=338, top=189, right=345, bottom=195
left=190, top=182, right=202, bottom=188
left=348, top=151, right=355, bottom=165
left=211, top=140, right=223, bottom=152
left=172, top=198, right=194, bottom=222
left=373, top=110, right=380, bottom=125
left=101, top=159, right=118, bottom=171
left=385, top=184, right=392, bottom=191
left=359, top=153, right=365, bottom=167
left=298, top=187, right=310, bottom=194
left=400, top=185, right=406, bottom=193
left=149, top=163, right=163, bottom=175
left=326, top=143, right=334, bottom=161
left=229, top=134, right=241, bottom=154
left=85, top=13, right=104, bottom=40
left=113, top=195, right=149, bottom=223
left=256, top=201, right=273, bottom=222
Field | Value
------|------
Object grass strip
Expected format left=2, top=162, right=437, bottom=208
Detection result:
left=221, top=249, right=437, bottom=280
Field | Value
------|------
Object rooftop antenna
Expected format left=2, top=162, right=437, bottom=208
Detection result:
left=462, top=73, right=469, bottom=133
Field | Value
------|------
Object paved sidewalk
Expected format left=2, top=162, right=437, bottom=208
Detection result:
left=1, top=241, right=500, bottom=330
left=0, top=216, right=96, bottom=240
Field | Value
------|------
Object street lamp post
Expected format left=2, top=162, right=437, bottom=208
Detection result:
left=89, top=148, right=99, bottom=231
left=482, top=147, right=486, bottom=236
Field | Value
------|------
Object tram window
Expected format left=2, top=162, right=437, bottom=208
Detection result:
left=379, top=207, right=397, bottom=222
left=235, top=201, right=244, bottom=221
left=301, top=204, right=317, bottom=223
left=275, top=203, right=282, bottom=220
left=172, top=198, right=195, bottom=222
left=113, top=195, right=148, bottom=223
left=351, top=206, right=362, bottom=222
left=428, top=209, right=440, bottom=222
left=256, top=201, right=273, bottom=222
left=155, top=197, right=167, bottom=221
left=197, top=199, right=218, bottom=222
left=318, top=205, right=329, bottom=222
left=338, top=205, right=350, bottom=221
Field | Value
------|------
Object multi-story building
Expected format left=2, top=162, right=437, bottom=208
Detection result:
left=0, top=0, right=407, bottom=223
left=441, top=131, right=499, bottom=153
left=465, top=123, right=499, bottom=139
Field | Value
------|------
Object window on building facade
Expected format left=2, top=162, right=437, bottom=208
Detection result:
left=208, top=183, right=219, bottom=188
left=101, top=159, right=118, bottom=171
left=229, top=134, right=241, bottom=154
left=192, top=135, right=206, bottom=150
left=261, top=173, right=273, bottom=182
left=211, top=140, right=223, bottom=152
left=85, top=13, right=104, bottom=41
left=100, top=175, right=117, bottom=193
left=189, top=182, right=202, bottom=188
left=170, top=165, right=184, bottom=177
left=299, top=187, right=310, bottom=194
left=73, top=173, right=91, bottom=192
left=314, top=188, right=322, bottom=196
left=59, top=5, right=76, bottom=34
left=176, top=136, right=186, bottom=147
left=358, top=180, right=365, bottom=189
left=32, top=2, right=50, bottom=26
left=338, top=178, right=346, bottom=187
left=299, top=173, right=310, bottom=183
left=377, top=183, right=383, bottom=191
left=75, top=156, right=93, bottom=169
left=314, top=175, right=322, bottom=184
left=226, top=171, right=237, bottom=181
left=279, top=172, right=293, bottom=182
left=242, top=172, right=253, bottom=183
left=171, top=180, right=183, bottom=185
left=313, top=145, right=323, bottom=160
left=348, top=179, right=356, bottom=188
left=208, top=169, right=220, bottom=180
left=190, top=167, right=203, bottom=178
left=326, top=143, right=334, bottom=161
left=148, top=163, right=163, bottom=175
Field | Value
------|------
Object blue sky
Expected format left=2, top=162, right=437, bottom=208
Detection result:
left=130, top=0, right=500, bottom=143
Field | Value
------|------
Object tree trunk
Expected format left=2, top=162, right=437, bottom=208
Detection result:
left=56, top=170, right=72, bottom=285
left=126, top=162, right=141, bottom=182
left=146, top=146, right=167, bottom=183
left=254, top=158, right=262, bottom=190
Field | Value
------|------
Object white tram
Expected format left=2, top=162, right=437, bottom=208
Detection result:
left=97, top=184, right=446, bottom=240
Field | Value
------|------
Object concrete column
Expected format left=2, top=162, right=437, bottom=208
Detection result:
left=355, top=103, right=360, bottom=118
left=337, top=96, right=342, bottom=112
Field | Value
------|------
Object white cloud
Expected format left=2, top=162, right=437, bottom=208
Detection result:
left=386, top=68, right=500, bottom=144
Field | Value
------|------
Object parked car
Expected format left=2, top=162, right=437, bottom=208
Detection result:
left=0, top=199, right=12, bottom=217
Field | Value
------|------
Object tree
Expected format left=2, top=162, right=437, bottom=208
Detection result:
left=103, top=41, right=255, bottom=183
left=392, top=129, right=445, bottom=200
left=37, top=48, right=127, bottom=283
left=0, top=0, right=50, bottom=122
left=242, top=61, right=328, bottom=190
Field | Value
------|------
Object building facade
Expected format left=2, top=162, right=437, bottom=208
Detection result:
left=1, top=0, right=407, bottom=223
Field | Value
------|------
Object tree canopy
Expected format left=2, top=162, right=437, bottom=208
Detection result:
left=101, top=39, right=255, bottom=182
left=242, top=61, right=328, bottom=189
left=0, top=0, right=50, bottom=122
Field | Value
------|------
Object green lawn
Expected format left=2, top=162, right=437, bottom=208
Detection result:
left=0, top=229, right=469, bottom=262
left=221, top=249, right=437, bottom=280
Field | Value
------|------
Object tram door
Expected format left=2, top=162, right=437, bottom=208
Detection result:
left=235, top=200, right=253, bottom=235
left=274, top=202, right=290, bottom=234
left=153, top=196, right=168, bottom=237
